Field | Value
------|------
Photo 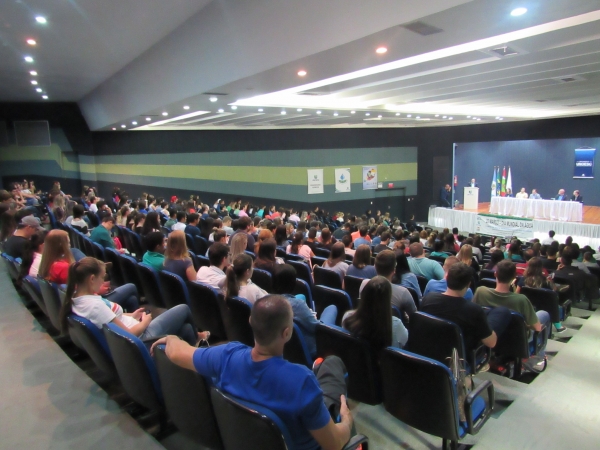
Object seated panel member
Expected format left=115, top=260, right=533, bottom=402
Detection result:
left=529, top=189, right=542, bottom=199
left=555, top=189, right=568, bottom=201
left=571, top=190, right=583, bottom=203
left=515, top=188, right=528, bottom=199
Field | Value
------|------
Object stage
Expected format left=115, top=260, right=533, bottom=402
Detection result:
left=428, top=203, right=600, bottom=248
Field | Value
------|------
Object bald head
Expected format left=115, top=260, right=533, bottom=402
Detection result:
left=250, top=295, right=293, bottom=346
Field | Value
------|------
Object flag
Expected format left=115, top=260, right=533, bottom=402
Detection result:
left=506, top=167, right=512, bottom=196
left=491, top=167, right=497, bottom=198
left=496, top=167, right=501, bottom=196
left=500, top=166, right=506, bottom=196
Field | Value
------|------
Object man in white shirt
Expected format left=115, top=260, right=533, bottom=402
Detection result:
left=541, top=230, right=557, bottom=246
left=171, top=211, right=187, bottom=231
left=515, top=188, right=528, bottom=199
left=529, top=189, right=541, bottom=199
left=196, top=242, right=229, bottom=293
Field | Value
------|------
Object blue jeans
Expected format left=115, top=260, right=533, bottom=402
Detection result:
left=140, top=304, right=197, bottom=346
left=320, top=305, right=338, bottom=325
left=530, top=310, right=551, bottom=358
left=105, top=283, right=139, bottom=313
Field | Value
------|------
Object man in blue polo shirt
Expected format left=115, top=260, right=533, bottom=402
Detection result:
left=423, top=256, right=474, bottom=300
left=151, top=295, right=353, bottom=450
left=408, top=242, right=445, bottom=280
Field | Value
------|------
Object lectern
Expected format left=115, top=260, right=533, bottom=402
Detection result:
left=464, top=187, right=479, bottom=211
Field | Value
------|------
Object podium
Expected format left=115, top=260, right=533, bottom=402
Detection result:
left=464, top=187, right=479, bottom=211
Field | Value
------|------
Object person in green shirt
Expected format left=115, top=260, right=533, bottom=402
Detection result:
left=91, top=216, right=119, bottom=250
left=142, top=231, right=167, bottom=272
left=163, top=208, right=177, bottom=230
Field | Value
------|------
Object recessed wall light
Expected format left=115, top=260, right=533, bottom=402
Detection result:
left=511, top=7, right=527, bottom=16
left=281, top=111, right=286, bottom=115
left=231, top=106, right=237, bottom=110
left=333, top=112, right=338, bottom=116
left=376, top=47, right=388, bottom=54
left=449, top=117, right=453, bottom=120
left=42, top=95, right=48, bottom=99
left=26, top=39, right=37, bottom=46
left=435, top=114, right=439, bottom=117
left=365, top=113, right=370, bottom=116
left=24, top=56, right=34, bottom=63
left=477, top=118, right=482, bottom=121
left=395, top=113, right=400, bottom=116
left=467, top=115, right=471, bottom=118
left=378, top=115, right=382, bottom=118
left=209, top=97, right=218, bottom=102
left=297, top=108, right=302, bottom=112
left=31, top=80, right=38, bottom=85
left=35, top=16, right=47, bottom=24
left=183, top=105, right=190, bottom=110
left=407, top=114, right=412, bottom=117
left=30, top=71, right=38, bottom=76
left=146, top=117, right=152, bottom=121
left=499, top=118, right=504, bottom=120
left=297, top=70, right=307, bottom=77
left=218, top=109, right=224, bottom=113
left=35, top=88, right=42, bottom=92
left=121, top=124, right=126, bottom=128
left=112, top=128, right=116, bottom=130
left=132, top=121, right=137, bottom=125
left=351, top=111, right=356, bottom=114
left=442, top=115, right=447, bottom=118
left=416, top=116, right=420, bottom=119
left=161, top=112, right=168, bottom=116
left=316, top=111, right=322, bottom=114
left=258, top=108, right=263, bottom=112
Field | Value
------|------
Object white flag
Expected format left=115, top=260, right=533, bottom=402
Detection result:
left=506, top=167, right=513, bottom=194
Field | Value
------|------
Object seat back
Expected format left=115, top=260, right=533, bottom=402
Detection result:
left=118, top=253, right=144, bottom=296
left=313, top=266, right=342, bottom=289
left=82, top=236, right=95, bottom=258
left=91, top=241, right=106, bottom=262
left=22, top=275, right=47, bottom=315
left=38, top=278, right=63, bottom=332
left=85, top=211, right=100, bottom=228
left=210, top=388, right=290, bottom=450
left=223, top=297, right=254, bottom=346
left=154, top=346, right=223, bottom=449
left=1, top=253, right=19, bottom=281
left=136, top=262, right=164, bottom=307
left=416, top=275, right=429, bottom=294
left=185, top=233, right=195, bottom=253
left=480, top=269, right=495, bottom=280
left=104, top=248, right=125, bottom=287
left=116, top=226, right=131, bottom=252
left=67, top=314, right=116, bottom=379
left=314, top=247, right=331, bottom=258
left=283, top=322, right=312, bottom=368
left=102, top=323, right=163, bottom=411
left=312, top=286, right=352, bottom=326
left=520, top=286, right=561, bottom=323
left=406, top=287, right=420, bottom=310
left=429, top=255, right=446, bottom=264
left=405, top=312, right=467, bottom=367
left=158, top=270, right=190, bottom=308
left=552, top=274, right=580, bottom=302
left=311, top=256, right=328, bottom=267
left=293, top=278, right=314, bottom=310
left=197, top=255, right=210, bottom=268
left=128, top=231, right=145, bottom=260
left=193, top=235, right=209, bottom=256
left=344, top=275, right=366, bottom=309
left=287, top=260, right=313, bottom=287
left=187, top=282, right=227, bottom=341
left=315, top=323, right=382, bottom=404
left=380, top=347, right=460, bottom=442
left=251, top=268, right=273, bottom=293
left=492, top=310, right=531, bottom=359
left=479, top=278, right=496, bottom=289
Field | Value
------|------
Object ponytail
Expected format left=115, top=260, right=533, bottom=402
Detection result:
left=225, top=253, right=253, bottom=298
left=58, top=257, right=104, bottom=334
left=225, top=266, right=240, bottom=298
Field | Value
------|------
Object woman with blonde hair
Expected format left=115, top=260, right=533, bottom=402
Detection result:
left=457, top=243, right=480, bottom=287
left=229, top=232, right=249, bottom=262
left=163, top=230, right=196, bottom=282
left=116, top=205, right=130, bottom=227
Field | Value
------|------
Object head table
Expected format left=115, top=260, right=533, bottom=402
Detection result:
left=489, top=197, right=582, bottom=222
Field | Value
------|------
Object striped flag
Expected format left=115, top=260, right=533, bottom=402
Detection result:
left=506, top=167, right=513, bottom=195
left=491, top=167, right=497, bottom=198
left=500, top=166, right=507, bottom=196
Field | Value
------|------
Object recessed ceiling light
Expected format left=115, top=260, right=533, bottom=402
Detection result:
left=146, top=117, right=151, bottom=121
left=35, top=88, right=42, bottom=92
left=209, top=97, right=218, bottom=102
left=449, top=117, right=453, bottom=120
left=161, top=112, right=168, bottom=116
left=297, top=70, right=307, bottom=77
left=365, top=113, right=370, bottom=116
left=395, top=113, right=400, bottom=116
left=26, top=39, right=37, bottom=46
left=31, top=80, right=38, bottom=85
left=112, top=128, right=116, bottom=130
left=442, top=115, right=447, bottom=118
left=30, top=70, right=37, bottom=76
left=351, top=111, right=356, bottom=114
left=511, top=7, right=527, bottom=17
left=258, top=108, right=263, bottom=112
left=378, top=115, right=382, bottom=118
left=467, top=115, right=471, bottom=118
left=416, top=116, right=420, bottom=119
left=24, top=56, right=34, bottom=63
left=218, top=109, right=224, bottom=113
left=499, top=118, right=504, bottom=120
left=316, top=110, right=322, bottom=114
left=121, top=124, right=126, bottom=128
left=42, top=95, right=48, bottom=99
left=231, top=106, right=237, bottom=110
left=297, top=108, right=302, bottom=112
left=35, top=16, right=47, bottom=24
left=132, top=121, right=137, bottom=125
left=376, top=47, right=388, bottom=54
left=407, top=114, right=412, bottom=117
left=281, top=111, right=286, bottom=115
left=435, top=114, right=439, bottom=117
left=183, top=105, right=190, bottom=110
left=477, top=118, right=482, bottom=121
left=333, top=112, right=338, bottom=116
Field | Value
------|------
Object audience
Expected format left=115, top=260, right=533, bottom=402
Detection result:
left=225, top=253, right=268, bottom=304
left=253, top=238, right=281, bottom=275
left=321, top=242, right=349, bottom=282
left=3, top=215, right=44, bottom=258
left=142, top=232, right=167, bottom=272
left=346, top=244, right=377, bottom=279
left=287, top=231, right=314, bottom=261
left=164, top=230, right=196, bottom=282
left=407, top=242, right=445, bottom=281
left=423, top=256, right=474, bottom=300
left=196, top=242, right=229, bottom=292
left=392, top=252, right=422, bottom=298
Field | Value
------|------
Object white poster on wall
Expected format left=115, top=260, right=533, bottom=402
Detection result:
left=307, top=169, right=324, bottom=194
left=362, top=166, right=378, bottom=190
left=335, top=168, right=351, bottom=193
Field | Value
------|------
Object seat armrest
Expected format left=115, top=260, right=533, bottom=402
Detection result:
left=141, top=334, right=167, bottom=345
left=532, top=322, right=548, bottom=356
left=465, top=380, right=494, bottom=435
left=343, top=434, right=369, bottom=450
left=470, top=344, right=491, bottom=374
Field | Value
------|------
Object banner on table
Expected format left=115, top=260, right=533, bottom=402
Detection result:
left=476, top=214, right=533, bottom=240
left=335, top=168, right=351, bottom=193
left=362, top=166, right=378, bottom=190
left=574, top=147, right=596, bottom=179
left=307, top=169, right=324, bottom=194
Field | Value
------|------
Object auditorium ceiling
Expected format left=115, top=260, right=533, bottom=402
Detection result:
left=2, top=0, right=600, bottom=131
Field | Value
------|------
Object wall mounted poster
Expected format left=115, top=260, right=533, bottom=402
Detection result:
left=307, top=168, right=324, bottom=194
left=574, top=147, right=596, bottom=178
left=335, top=168, right=351, bottom=193
left=362, top=166, right=378, bottom=190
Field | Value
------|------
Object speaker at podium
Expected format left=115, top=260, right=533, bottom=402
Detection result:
left=464, top=187, right=479, bottom=210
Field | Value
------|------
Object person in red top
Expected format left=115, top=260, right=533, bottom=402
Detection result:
left=38, top=230, right=75, bottom=285
left=516, top=249, right=549, bottom=277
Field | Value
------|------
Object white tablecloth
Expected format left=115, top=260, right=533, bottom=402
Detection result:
left=428, top=207, right=477, bottom=231
left=489, top=197, right=582, bottom=222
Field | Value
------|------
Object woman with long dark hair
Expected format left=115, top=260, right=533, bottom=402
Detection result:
left=274, top=225, right=289, bottom=247
left=286, top=231, right=314, bottom=260
left=20, top=229, right=47, bottom=279
left=225, top=253, right=268, bottom=304
left=141, top=211, right=161, bottom=236
left=322, top=242, right=349, bottom=282
left=485, top=249, right=504, bottom=271
left=346, top=244, right=376, bottom=279
left=59, top=257, right=208, bottom=344
left=343, top=276, right=408, bottom=350
left=254, top=238, right=282, bottom=275
left=392, top=252, right=422, bottom=298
